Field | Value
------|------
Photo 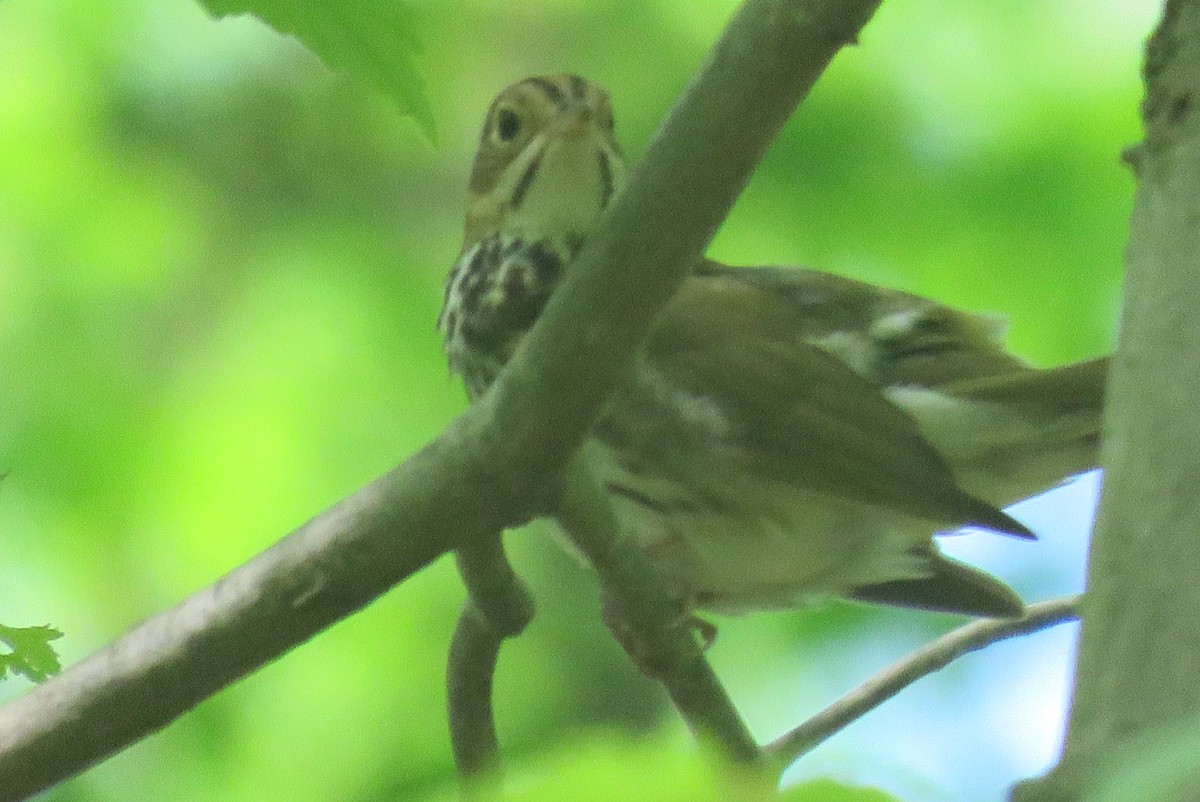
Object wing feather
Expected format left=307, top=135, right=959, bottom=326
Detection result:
left=640, top=273, right=1032, bottom=538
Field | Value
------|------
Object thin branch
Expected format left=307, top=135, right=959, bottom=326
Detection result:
left=455, top=539, right=536, bottom=640
left=447, top=538, right=535, bottom=790
left=0, top=0, right=883, bottom=796
left=765, top=595, right=1082, bottom=769
left=558, top=450, right=763, bottom=765
left=446, top=608, right=504, bottom=793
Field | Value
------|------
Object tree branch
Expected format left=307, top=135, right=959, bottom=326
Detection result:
left=455, top=538, right=537, bottom=640
left=558, top=450, right=762, bottom=764
left=1014, top=4, right=1200, bottom=799
left=766, top=596, right=1081, bottom=769
left=447, top=607, right=505, bottom=791
left=0, top=0, right=882, bottom=797
left=447, top=538, right=535, bottom=791
left=0, top=423, right=515, bottom=802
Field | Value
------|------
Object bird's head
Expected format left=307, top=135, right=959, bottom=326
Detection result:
left=462, top=75, right=628, bottom=253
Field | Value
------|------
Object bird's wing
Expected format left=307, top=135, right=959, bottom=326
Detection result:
left=640, top=272, right=1033, bottom=539
left=696, top=260, right=1033, bottom=389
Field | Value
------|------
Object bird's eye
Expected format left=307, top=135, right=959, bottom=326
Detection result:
left=495, top=108, right=522, bottom=143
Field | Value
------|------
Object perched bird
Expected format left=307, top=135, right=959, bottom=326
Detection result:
left=439, top=74, right=1106, bottom=619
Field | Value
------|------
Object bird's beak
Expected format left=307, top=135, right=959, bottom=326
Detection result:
left=549, top=105, right=596, bottom=141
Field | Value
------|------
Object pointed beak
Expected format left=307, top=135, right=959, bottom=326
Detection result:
left=549, top=105, right=596, bottom=140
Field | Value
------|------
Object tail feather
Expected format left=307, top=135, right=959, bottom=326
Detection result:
left=939, top=356, right=1109, bottom=410
left=850, top=547, right=1025, bottom=618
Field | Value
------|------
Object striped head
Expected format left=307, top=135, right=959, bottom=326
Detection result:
left=461, top=74, right=628, bottom=252
left=440, top=75, right=629, bottom=395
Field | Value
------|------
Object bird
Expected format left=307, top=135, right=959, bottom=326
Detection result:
left=438, top=74, right=1107, bottom=620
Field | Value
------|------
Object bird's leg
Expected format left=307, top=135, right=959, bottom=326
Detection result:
left=598, top=588, right=716, bottom=677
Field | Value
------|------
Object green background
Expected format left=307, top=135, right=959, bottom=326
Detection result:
left=0, top=0, right=1145, bottom=799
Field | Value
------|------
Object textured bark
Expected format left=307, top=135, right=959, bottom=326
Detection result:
left=1012, top=2, right=1200, bottom=799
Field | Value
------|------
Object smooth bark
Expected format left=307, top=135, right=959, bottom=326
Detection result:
left=1013, top=2, right=1200, bottom=798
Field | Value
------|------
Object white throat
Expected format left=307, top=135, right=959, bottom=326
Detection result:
left=500, top=133, right=625, bottom=240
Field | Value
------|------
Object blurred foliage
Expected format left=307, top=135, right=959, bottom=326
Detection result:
left=784, top=779, right=900, bottom=802
left=0, top=0, right=1148, bottom=799
left=0, top=623, right=63, bottom=682
left=416, top=734, right=900, bottom=802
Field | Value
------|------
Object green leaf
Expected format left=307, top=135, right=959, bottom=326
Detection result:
left=195, top=0, right=436, bottom=142
left=0, top=623, right=64, bottom=683
left=781, top=778, right=901, bottom=802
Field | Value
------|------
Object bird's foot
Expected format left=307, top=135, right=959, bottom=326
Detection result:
left=599, top=591, right=716, bottom=677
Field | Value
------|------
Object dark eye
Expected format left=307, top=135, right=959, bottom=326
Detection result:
left=495, top=108, right=521, bottom=142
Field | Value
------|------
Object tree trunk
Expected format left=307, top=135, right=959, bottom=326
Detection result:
left=1013, top=1, right=1200, bottom=799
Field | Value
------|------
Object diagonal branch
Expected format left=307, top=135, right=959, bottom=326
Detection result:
left=558, top=451, right=762, bottom=765
left=0, top=426, right=513, bottom=802
left=0, top=0, right=883, bottom=797
left=765, top=595, right=1082, bottom=769
left=482, top=0, right=883, bottom=485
